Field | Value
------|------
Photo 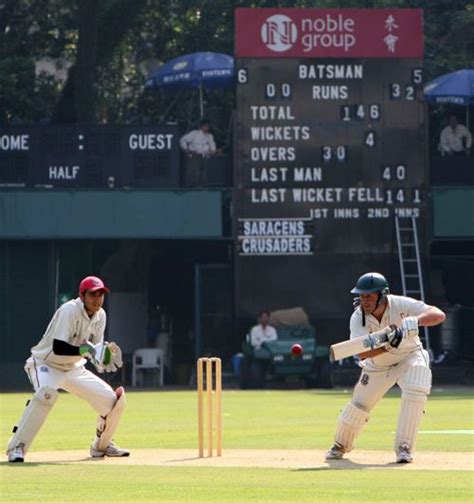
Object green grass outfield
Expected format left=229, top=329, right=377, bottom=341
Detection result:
left=1, top=387, right=473, bottom=502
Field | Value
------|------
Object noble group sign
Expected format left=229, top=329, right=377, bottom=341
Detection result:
left=235, top=8, right=423, bottom=58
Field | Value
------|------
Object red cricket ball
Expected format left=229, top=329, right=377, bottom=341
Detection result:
left=291, top=343, right=303, bottom=356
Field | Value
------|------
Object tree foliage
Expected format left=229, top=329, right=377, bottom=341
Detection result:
left=0, top=0, right=473, bottom=132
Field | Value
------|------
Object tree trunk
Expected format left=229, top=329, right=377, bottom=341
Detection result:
left=75, top=0, right=99, bottom=122
left=55, top=0, right=146, bottom=123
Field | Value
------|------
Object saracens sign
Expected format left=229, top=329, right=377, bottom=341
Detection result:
left=235, top=8, right=423, bottom=58
left=238, top=217, right=314, bottom=256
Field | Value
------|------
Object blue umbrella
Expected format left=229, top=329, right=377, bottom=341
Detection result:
left=424, top=69, right=474, bottom=105
left=146, top=52, right=234, bottom=117
left=424, top=69, right=474, bottom=127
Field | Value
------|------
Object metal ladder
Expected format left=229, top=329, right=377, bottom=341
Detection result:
left=394, top=215, right=431, bottom=356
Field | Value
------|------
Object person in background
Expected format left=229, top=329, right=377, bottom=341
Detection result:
left=180, top=119, right=217, bottom=186
left=249, top=311, right=278, bottom=349
left=179, top=119, right=216, bottom=156
left=439, top=115, right=472, bottom=156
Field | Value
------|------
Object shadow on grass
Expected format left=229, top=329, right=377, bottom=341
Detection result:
left=0, top=457, right=104, bottom=466
left=295, top=458, right=407, bottom=471
left=1, top=455, right=205, bottom=466
left=163, top=456, right=203, bottom=463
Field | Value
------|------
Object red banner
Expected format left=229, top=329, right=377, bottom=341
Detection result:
left=235, top=8, right=423, bottom=58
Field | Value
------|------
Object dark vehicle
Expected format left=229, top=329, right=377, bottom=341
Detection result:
left=240, top=324, right=332, bottom=389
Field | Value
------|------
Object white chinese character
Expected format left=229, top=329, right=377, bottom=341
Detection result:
left=384, top=33, right=399, bottom=53
left=385, top=15, right=399, bottom=32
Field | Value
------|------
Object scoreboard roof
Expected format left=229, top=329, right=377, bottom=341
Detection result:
left=235, top=8, right=423, bottom=59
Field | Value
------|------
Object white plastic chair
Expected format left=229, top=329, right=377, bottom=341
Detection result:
left=132, top=348, right=164, bottom=387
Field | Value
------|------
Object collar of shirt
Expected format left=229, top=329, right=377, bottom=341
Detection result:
left=364, top=295, right=391, bottom=327
left=73, top=297, right=99, bottom=322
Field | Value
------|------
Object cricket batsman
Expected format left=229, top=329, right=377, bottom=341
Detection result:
left=326, top=272, right=446, bottom=463
left=7, top=276, right=129, bottom=462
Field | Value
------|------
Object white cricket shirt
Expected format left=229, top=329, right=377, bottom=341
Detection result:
left=440, top=124, right=472, bottom=153
left=30, top=297, right=106, bottom=371
left=249, top=324, right=278, bottom=349
left=179, top=129, right=216, bottom=155
left=350, top=294, right=428, bottom=368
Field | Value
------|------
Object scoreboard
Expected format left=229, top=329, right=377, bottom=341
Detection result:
left=0, top=125, right=179, bottom=188
left=234, top=8, right=426, bottom=335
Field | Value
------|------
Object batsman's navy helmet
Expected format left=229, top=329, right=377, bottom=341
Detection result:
left=351, top=272, right=389, bottom=295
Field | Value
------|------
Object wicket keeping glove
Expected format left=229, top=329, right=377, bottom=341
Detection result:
left=79, top=341, right=96, bottom=357
left=102, top=342, right=123, bottom=373
left=93, top=342, right=123, bottom=373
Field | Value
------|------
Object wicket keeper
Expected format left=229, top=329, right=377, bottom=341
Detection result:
left=7, top=276, right=129, bottom=462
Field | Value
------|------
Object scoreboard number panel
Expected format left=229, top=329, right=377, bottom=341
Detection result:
left=233, top=7, right=426, bottom=323
left=235, top=58, right=424, bottom=221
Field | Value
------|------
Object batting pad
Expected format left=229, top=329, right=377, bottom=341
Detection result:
left=399, top=364, right=432, bottom=395
left=334, top=402, right=369, bottom=453
left=7, top=387, right=58, bottom=454
left=97, top=387, right=126, bottom=450
left=395, top=365, right=431, bottom=452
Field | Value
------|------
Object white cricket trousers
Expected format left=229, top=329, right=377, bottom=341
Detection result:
left=25, top=357, right=116, bottom=417
left=352, top=349, right=431, bottom=411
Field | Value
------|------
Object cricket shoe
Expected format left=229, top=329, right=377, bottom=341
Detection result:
left=7, top=444, right=25, bottom=463
left=396, top=444, right=413, bottom=464
left=90, top=440, right=130, bottom=458
left=325, top=443, right=345, bottom=460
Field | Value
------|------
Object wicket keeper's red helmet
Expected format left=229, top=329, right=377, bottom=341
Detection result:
left=79, top=276, right=110, bottom=295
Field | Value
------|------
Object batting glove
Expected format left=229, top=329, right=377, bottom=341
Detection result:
left=387, top=327, right=404, bottom=348
left=401, top=316, right=419, bottom=338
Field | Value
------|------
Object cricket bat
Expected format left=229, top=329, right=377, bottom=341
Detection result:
left=329, top=325, right=397, bottom=362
